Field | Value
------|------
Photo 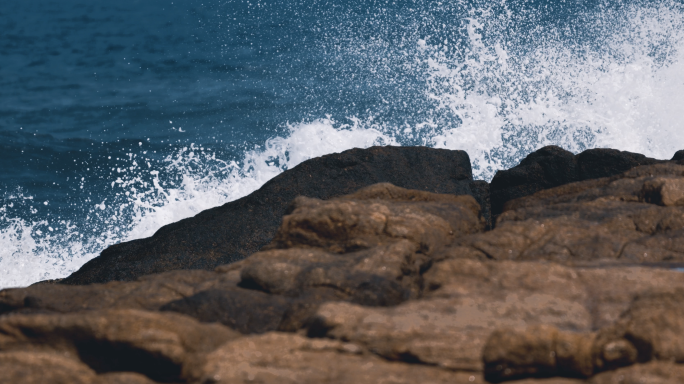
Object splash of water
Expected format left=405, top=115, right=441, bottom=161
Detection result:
left=2, top=0, right=684, bottom=288
left=0, top=119, right=392, bottom=288
left=421, top=1, right=684, bottom=179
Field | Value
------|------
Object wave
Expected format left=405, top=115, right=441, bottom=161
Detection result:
left=0, top=120, right=392, bottom=288
left=1, top=0, right=683, bottom=288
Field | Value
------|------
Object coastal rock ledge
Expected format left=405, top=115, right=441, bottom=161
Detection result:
left=2, top=145, right=684, bottom=383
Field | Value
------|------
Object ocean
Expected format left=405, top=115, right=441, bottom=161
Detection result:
left=1, top=0, right=683, bottom=288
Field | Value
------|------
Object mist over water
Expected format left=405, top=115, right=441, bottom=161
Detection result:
left=1, top=0, right=683, bottom=288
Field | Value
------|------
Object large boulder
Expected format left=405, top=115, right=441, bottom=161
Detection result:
left=490, top=146, right=663, bottom=218
left=482, top=289, right=684, bottom=382
left=447, top=163, right=684, bottom=264
left=3, top=183, right=485, bottom=335
left=0, top=309, right=238, bottom=383
left=63, top=146, right=480, bottom=285
left=164, top=183, right=485, bottom=332
left=307, top=259, right=684, bottom=372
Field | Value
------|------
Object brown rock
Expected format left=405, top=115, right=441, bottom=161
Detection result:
left=482, top=325, right=595, bottom=382
left=0, top=309, right=238, bottom=382
left=63, top=146, right=480, bottom=285
left=5, top=153, right=684, bottom=384
left=307, top=261, right=594, bottom=371
left=241, top=241, right=420, bottom=302
left=589, top=361, right=684, bottom=384
left=0, top=351, right=96, bottom=384
left=149, top=184, right=485, bottom=334
left=309, top=258, right=684, bottom=374
left=482, top=289, right=684, bottom=382
left=451, top=163, right=684, bottom=264
left=266, top=183, right=484, bottom=253
left=593, top=289, right=684, bottom=370
left=0, top=269, right=239, bottom=316
left=160, top=286, right=297, bottom=334
left=93, top=372, right=158, bottom=384
left=183, top=331, right=485, bottom=384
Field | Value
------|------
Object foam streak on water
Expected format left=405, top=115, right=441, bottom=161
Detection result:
left=1, top=0, right=684, bottom=288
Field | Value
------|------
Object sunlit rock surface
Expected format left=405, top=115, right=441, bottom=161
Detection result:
left=2, top=146, right=684, bottom=383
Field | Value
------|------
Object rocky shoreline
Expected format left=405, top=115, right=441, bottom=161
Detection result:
left=2, top=145, right=684, bottom=383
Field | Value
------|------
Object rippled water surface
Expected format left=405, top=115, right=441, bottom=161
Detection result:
left=2, top=0, right=684, bottom=287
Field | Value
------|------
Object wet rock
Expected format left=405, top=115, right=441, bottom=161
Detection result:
left=490, top=146, right=663, bottom=218
left=576, top=148, right=662, bottom=181
left=63, top=146, right=477, bottom=285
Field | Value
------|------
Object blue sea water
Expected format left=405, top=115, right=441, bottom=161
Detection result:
left=1, top=0, right=684, bottom=288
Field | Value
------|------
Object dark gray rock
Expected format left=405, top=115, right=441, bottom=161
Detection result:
left=490, top=146, right=663, bottom=219
left=63, top=146, right=476, bottom=285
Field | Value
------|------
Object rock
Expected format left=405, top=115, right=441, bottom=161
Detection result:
left=490, top=146, right=578, bottom=218
left=482, top=290, right=684, bottom=382
left=161, top=243, right=430, bottom=335
left=482, top=325, right=595, bottom=382
left=592, top=289, right=684, bottom=370
left=490, top=146, right=663, bottom=218
left=182, top=331, right=485, bottom=384
left=575, top=148, right=661, bottom=181
left=0, top=309, right=238, bottom=382
left=5, top=147, right=684, bottom=384
left=2, top=184, right=485, bottom=336
left=63, top=146, right=480, bottom=285
left=451, top=163, right=684, bottom=263
left=308, top=258, right=684, bottom=373
left=589, top=361, right=684, bottom=384
left=265, top=183, right=484, bottom=253
left=470, top=180, right=492, bottom=229
left=165, top=184, right=485, bottom=333
left=94, top=372, right=158, bottom=384
left=0, top=269, right=241, bottom=315
left=0, top=351, right=96, bottom=384
left=160, top=287, right=295, bottom=334
left=672, top=150, right=684, bottom=162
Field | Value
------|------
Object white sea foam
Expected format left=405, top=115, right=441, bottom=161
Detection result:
left=2, top=0, right=684, bottom=288
left=421, top=1, right=684, bottom=179
left=0, top=119, right=393, bottom=288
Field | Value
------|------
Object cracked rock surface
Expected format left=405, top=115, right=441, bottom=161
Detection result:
left=2, top=146, right=684, bottom=383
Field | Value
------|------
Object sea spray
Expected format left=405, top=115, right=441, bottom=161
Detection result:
left=0, top=119, right=393, bottom=288
left=2, top=0, right=684, bottom=288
